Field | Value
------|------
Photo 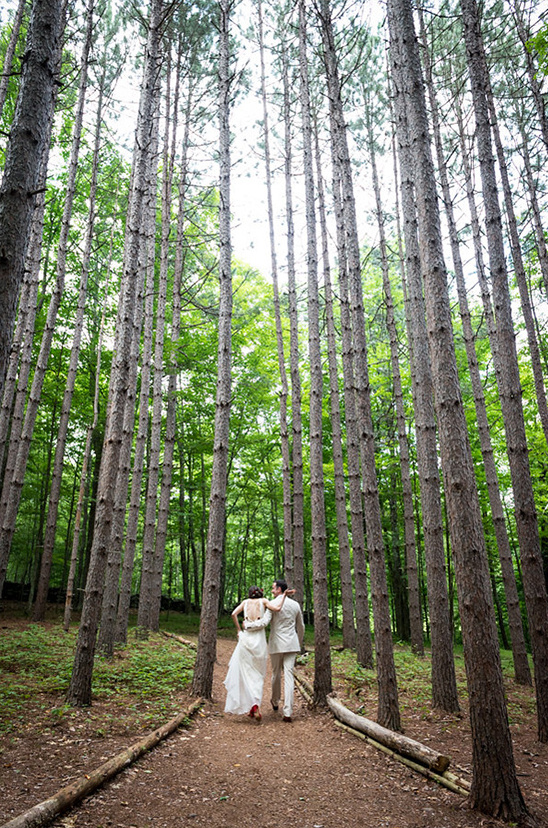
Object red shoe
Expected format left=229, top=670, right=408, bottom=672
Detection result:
left=248, top=704, right=258, bottom=718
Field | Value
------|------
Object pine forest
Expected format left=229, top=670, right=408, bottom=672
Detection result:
left=1, top=0, right=548, bottom=822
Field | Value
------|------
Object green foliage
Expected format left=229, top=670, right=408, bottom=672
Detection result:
left=527, top=23, right=548, bottom=76
left=0, top=624, right=194, bottom=735
left=325, top=640, right=533, bottom=726
left=3, top=0, right=548, bottom=664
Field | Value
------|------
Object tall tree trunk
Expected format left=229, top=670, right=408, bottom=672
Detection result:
left=99, top=93, right=160, bottom=653
left=64, top=337, right=106, bottom=631
left=66, top=0, right=166, bottom=706
left=33, top=0, right=97, bottom=622
left=0, top=0, right=87, bottom=595
left=64, top=212, right=113, bottom=633
left=509, top=0, right=548, bottom=151
left=298, top=0, right=331, bottom=707
left=27, top=387, right=59, bottom=609
left=149, top=47, right=185, bottom=634
left=0, top=0, right=64, bottom=400
left=389, top=27, right=459, bottom=713
left=519, top=120, right=548, bottom=300
left=281, top=41, right=304, bottom=600
left=388, top=0, right=528, bottom=818
left=460, top=0, right=548, bottom=744
left=113, top=235, right=154, bottom=645
left=191, top=0, right=233, bottom=700
left=319, top=0, right=399, bottom=730
left=331, top=162, right=373, bottom=669
left=178, top=435, right=191, bottom=613
left=0, top=19, right=60, bottom=496
left=137, top=61, right=173, bottom=637
left=485, top=72, right=548, bottom=447
left=315, top=121, right=355, bottom=650
left=257, top=0, right=293, bottom=580
left=114, top=52, right=185, bottom=643
left=366, top=101, right=423, bottom=657
left=0, top=172, right=45, bottom=479
left=419, top=8, right=531, bottom=686
left=391, top=104, right=427, bottom=644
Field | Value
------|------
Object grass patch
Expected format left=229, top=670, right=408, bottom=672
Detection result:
left=305, top=637, right=535, bottom=727
left=0, top=622, right=195, bottom=736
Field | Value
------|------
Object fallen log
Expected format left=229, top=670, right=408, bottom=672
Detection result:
left=294, top=672, right=314, bottom=706
left=327, top=696, right=451, bottom=773
left=334, top=720, right=470, bottom=797
left=161, top=630, right=198, bottom=650
left=295, top=671, right=452, bottom=776
left=1, top=698, right=204, bottom=828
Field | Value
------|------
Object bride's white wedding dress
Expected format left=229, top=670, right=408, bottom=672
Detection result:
left=223, top=599, right=269, bottom=714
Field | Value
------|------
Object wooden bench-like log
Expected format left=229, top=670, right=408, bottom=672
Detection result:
left=1, top=699, right=204, bottom=828
left=327, top=696, right=451, bottom=774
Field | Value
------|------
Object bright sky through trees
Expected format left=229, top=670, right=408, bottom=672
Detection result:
left=0, top=0, right=389, bottom=278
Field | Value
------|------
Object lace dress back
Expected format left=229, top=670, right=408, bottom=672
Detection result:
left=223, top=599, right=269, bottom=715
left=243, top=598, right=264, bottom=623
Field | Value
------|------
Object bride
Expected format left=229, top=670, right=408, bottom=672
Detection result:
left=223, top=585, right=292, bottom=721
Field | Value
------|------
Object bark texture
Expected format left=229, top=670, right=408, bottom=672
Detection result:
left=32, top=0, right=97, bottom=622
left=419, top=10, right=531, bottom=686
left=66, top=0, right=165, bottom=705
left=366, top=106, right=422, bottom=657
left=390, top=20, right=459, bottom=713
left=192, top=0, right=233, bottom=700
left=0, top=0, right=64, bottom=403
left=315, top=124, right=355, bottom=650
left=281, top=42, right=305, bottom=601
left=388, top=0, right=528, bottom=819
left=460, top=0, right=548, bottom=744
left=299, top=0, right=331, bottom=705
left=319, top=0, right=399, bottom=729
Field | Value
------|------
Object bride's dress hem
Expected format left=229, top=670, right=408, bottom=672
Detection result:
left=223, top=626, right=268, bottom=715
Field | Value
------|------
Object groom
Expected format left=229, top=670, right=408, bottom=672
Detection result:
left=268, top=579, right=305, bottom=723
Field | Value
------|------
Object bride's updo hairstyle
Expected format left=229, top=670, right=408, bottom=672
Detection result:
left=248, top=586, right=264, bottom=599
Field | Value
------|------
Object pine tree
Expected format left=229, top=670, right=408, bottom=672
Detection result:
left=66, top=0, right=167, bottom=705
left=460, top=0, right=548, bottom=743
left=0, top=0, right=64, bottom=401
left=192, top=0, right=234, bottom=700
left=388, top=0, right=529, bottom=817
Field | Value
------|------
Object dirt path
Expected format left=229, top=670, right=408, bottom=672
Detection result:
left=37, top=637, right=515, bottom=828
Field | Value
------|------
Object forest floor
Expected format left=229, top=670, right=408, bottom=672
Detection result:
left=1, top=613, right=548, bottom=828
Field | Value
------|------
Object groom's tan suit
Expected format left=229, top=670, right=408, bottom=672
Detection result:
left=268, top=596, right=305, bottom=719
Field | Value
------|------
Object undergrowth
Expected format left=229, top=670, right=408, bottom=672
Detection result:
left=0, top=622, right=195, bottom=736
left=0, top=610, right=535, bottom=741
left=324, top=640, right=534, bottom=727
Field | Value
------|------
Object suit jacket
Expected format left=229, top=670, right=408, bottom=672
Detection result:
left=267, top=596, right=305, bottom=655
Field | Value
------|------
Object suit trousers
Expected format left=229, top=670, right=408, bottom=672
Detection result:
left=270, top=651, right=297, bottom=718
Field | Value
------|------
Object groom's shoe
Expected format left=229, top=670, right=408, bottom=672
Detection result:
left=270, top=700, right=279, bottom=711
left=282, top=716, right=292, bottom=722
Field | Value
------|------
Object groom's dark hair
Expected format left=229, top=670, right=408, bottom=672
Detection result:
left=274, top=579, right=287, bottom=592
